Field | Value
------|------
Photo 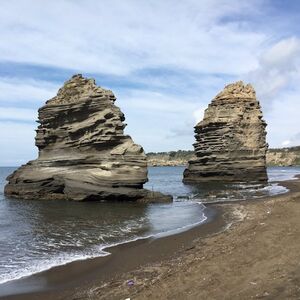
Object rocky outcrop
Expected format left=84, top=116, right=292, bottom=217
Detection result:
left=5, top=74, right=171, bottom=202
left=183, top=81, right=268, bottom=183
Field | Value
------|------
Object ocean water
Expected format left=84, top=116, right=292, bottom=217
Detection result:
left=0, top=166, right=299, bottom=284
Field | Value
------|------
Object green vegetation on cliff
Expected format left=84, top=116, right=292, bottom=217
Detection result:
left=147, top=150, right=195, bottom=166
left=147, top=147, right=300, bottom=167
left=267, top=146, right=300, bottom=166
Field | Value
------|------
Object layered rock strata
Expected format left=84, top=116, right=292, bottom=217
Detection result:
left=183, top=81, right=268, bottom=183
left=5, top=74, right=171, bottom=202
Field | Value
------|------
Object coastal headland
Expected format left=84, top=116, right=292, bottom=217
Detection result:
left=2, top=176, right=300, bottom=300
left=147, top=147, right=300, bottom=168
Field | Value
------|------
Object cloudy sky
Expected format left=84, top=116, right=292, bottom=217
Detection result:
left=1, top=0, right=300, bottom=166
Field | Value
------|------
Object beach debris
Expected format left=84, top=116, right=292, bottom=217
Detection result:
left=127, top=279, right=135, bottom=286
left=185, top=245, right=196, bottom=251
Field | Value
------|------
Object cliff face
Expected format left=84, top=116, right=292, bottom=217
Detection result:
left=5, top=75, right=171, bottom=202
left=147, top=151, right=196, bottom=166
left=146, top=149, right=300, bottom=167
left=267, top=147, right=300, bottom=166
left=183, top=81, right=268, bottom=182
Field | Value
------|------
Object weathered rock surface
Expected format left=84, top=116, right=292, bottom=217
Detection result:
left=5, top=74, right=171, bottom=202
left=183, top=81, right=268, bottom=183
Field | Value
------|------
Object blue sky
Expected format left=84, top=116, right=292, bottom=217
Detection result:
left=1, top=0, right=300, bottom=166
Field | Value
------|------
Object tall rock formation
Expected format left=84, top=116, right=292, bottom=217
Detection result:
left=5, top=74, right=171, bottom=202
left=183, top=81, right=268, bottom=183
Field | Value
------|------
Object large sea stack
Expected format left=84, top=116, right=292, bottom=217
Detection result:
left=183, top=81, right=268, bottom=183
left=5, top=74, right=171, bottom=202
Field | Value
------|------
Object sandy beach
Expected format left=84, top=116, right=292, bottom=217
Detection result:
left=83, top=177, right=300, bottom=300
left=1, top=176, right=300, bottom=300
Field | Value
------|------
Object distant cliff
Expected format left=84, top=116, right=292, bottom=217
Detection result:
left=147, top=147, right=300, bottom=167
left=147, top=151, right=195, bottom=166
left=267, top=146, right=300, bottom=166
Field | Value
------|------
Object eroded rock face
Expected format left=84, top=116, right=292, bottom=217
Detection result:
left=5, top=74, right=171, bottom=202
left=183, top=81, right=268, bottom=183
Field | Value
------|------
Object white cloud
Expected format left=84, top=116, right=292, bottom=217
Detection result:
left=246, top=37, right=300, bottom=109
left=119, top=90, right=200, bottom=114
left=282, top=140, right=291, bottom=146
left=0, top=77, right=58, bottom=105
left=0, top=121, right=37, bottom=166
left=261, top=37, right=300, bottom=69
left=116, top=89, right=202, bottom=151
left=280, top=132, right=300, bottom=148
left=193, top=108, right=205, bottom=124
left=0, top=0, right=299, bottom=160
left=0, top=107, right=37, bottom=121
left=0, top=0, right=265, bottom=76
left=241, top=37, right=300, bottom=148
left=265, top=88, right=300, bottom=148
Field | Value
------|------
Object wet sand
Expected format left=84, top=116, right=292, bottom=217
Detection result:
left=1, top=177, right=300, bottom=299
left=0, top=206, right=226, bottom=299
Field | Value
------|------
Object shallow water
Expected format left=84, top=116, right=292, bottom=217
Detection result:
left=0, top=166, right=299, bottom=284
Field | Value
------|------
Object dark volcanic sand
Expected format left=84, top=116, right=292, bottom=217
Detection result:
left=0, top=207, right=224, bottom=299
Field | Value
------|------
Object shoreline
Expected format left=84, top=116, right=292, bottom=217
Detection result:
left=0, top=205, right=227, bottom=300
left=1, top=175, right=300, bottom=299
left=0, top=201, right=211, bottom=292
